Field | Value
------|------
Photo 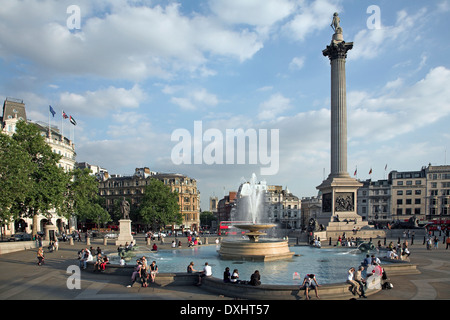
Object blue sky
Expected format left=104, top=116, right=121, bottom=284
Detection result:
left=1, top=0, right=449, bottom=211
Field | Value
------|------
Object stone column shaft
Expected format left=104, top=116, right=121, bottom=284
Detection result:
left=331, top=57, right=347, bottom=177
left=323, top=41, right=353, bottom=178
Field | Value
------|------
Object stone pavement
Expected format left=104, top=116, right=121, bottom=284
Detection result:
left=0, top=235, right=448, bottom=301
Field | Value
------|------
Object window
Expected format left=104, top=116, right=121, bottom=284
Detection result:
left=397, top=208, right=403, bottom=215
left=415, top=198, right=421, bottom=204
left=406, top=180, right=412, bottom=185
left=397, top=181, right=403, bottom=186
left=415, top=190, right=422, bottom=195
left=397, top=190, right=403, bottom=195
left=406, top=190, right=412, bottom=195
left=406, top=199, right=412, bottom=205
left=415, top=180, right=422, bottom=185
left=397, top=199, right=403, bottom=205
left=415, top=208, right=421, bottom=215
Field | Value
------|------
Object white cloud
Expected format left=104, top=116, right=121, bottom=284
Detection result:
left=0, top=1, right=263, bottom=81
left=170, top=88, right=218, bottom=111
left=351, top=7, right=428, bottom=60
left=59, top=84, right=146, bottom=117
left=209, top=0, right=296, bottom=37
left=258, top=93, right=293, bottom=120
left=348, top=66, right=450, bottom=142
left=289, top=56, right=305, bottom=70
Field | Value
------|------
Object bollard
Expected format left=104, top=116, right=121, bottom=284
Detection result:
left=146, top=237, right=151, bottom=245
left=103, top=237, right=108, bottom=246
left=329, top=237, right=332, bottom=245
left=204, top=237, right=208, bottom=244
left=69, top=237, right=74, bottom=246
left=86, top=237, right=90, bottom=246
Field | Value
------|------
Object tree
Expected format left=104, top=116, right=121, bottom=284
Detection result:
left=200, top=211, right=217, bottom=229
left=62, top=167, right=111, bottom=228
left=0, top=133, right=32, bottom=238
left=12, top=121, right=70, bottom=236
left=139, top=179, right=181, bottom=230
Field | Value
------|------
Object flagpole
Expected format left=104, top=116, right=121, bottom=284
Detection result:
left=48, top=106, right=51, bottom=138
left=61, top=111, right=64, bottom=142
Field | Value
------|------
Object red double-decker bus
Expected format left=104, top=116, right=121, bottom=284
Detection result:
left=218, top=221, right=251, bottom=236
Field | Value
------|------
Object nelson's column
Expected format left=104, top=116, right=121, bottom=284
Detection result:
left=316, top=13, right=383, bottom=239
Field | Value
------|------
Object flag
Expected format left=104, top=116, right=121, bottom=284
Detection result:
left=62, top=111, right=69, bottom=119
left=369, top=168, right=372, bottom=175
left=49, top=105, right=56, bottom=117
left=354, top=167, right=357, bottom=176
left=70, top=116, right=77, bottom=126
left=385, top=164, right=388, bottom=171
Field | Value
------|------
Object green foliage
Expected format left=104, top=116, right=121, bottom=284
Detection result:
left=12, top=122, right=69, bottom=218
left=200, top=211, right=217, bottom=227
left=63, top=167, right=111, bottom=225
left=139, top=179, right=181, bottom=230
left=0, top=133, right=32, bottom=222
left=0, top=122, right=112, bottom=233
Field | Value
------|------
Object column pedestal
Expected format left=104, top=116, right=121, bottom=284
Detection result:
left=115, top=219, right=134, bottom=246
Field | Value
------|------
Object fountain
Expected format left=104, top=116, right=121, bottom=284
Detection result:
left=218, top=174, right=294, bottom=261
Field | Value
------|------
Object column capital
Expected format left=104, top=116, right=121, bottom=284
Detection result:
left=323, top=41, right=353, bottom=61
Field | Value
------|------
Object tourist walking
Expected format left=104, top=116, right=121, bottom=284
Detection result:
left=37, top=247, right=44, bottom=266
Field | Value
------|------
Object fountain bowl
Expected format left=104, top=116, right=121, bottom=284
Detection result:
left=218, top=223, right=294, bottom=261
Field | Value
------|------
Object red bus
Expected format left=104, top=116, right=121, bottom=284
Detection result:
left=426, top=219, right=450, bottom=232
left=218, top=221, right=251, bottom=236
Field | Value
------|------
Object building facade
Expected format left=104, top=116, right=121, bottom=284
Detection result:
left=355, top=165, right=450, bottom=226
left=216, top=192, right=237, bottom=224
left=301, top=195, right=322, bottom=230
left=357, top=179, right=391, bottom=227
left=388, top=168, right=427, bottom=224
left=426, top=165, right=450, bottom=219
left=98, top=169, right=201, bottom=231
left=266, top=186, right=301, bottom=229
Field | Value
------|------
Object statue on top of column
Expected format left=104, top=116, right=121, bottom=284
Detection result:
left=330, top=12, right=342, bottom=34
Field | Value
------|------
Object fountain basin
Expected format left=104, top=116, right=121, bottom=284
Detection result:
left=219, top=239, right=294, bottom=261
left=219, top=223, right=294, bottom=261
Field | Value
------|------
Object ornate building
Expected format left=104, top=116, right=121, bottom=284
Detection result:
left=98, top=168, right=201, bottom=231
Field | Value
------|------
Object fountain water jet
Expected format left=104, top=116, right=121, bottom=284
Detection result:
left=218, top=173, right=294, bottom=261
